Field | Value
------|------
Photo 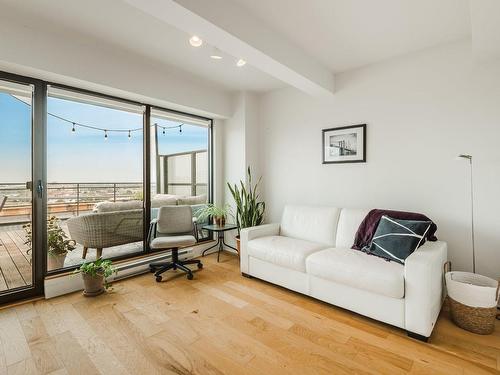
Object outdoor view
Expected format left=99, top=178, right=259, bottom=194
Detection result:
left=0, top=83, right=209, bottom=288
left=0, top=80, right=33, bottom=292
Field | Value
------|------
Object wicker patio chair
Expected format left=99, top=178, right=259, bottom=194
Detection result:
left=66, top=209, right=143, bottom=259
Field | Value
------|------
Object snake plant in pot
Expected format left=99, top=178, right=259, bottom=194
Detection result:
left=227, top=167, right=265, bottom=255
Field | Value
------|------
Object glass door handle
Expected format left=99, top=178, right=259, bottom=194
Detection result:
left=36, top=180, right=43, bottom=198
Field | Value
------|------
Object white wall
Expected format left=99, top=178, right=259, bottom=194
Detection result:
left=221, top=92, right=262, bottom=246
left=259, top=40, right=500, bottom=278
left=222, top=92, right=262, bottom=202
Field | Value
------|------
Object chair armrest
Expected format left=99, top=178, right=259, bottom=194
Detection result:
left=147, top=219, right=158, bottom=247
left=192, top=219, right=199, bottom=242
left=239, top=223, right=280, bottom=274
left=404, top=240, right=447, bottom=338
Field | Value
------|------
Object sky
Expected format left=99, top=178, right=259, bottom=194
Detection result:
left=0, top=92, right=208, bottom=183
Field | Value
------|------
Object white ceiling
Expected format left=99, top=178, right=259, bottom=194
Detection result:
left=231, top=0, right=472, bottom=72
left=0, top=0, right=285, bottom=92
left=0, top=0, right=478, bottom=93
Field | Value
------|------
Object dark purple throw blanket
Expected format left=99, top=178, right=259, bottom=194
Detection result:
left=352, top=209, right=437, bottom=250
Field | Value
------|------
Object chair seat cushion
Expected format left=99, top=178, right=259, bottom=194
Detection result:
left=306, top=248, right=405, bottom=299
left=247, top=235, right=327, bottom=272
left=151, top=235, right=196, bottom=249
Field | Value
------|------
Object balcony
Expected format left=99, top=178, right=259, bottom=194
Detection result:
left=0, top=150, right=208, bottom=292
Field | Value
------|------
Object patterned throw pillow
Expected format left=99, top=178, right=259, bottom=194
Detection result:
left=364, top=215, right=431, bottom=265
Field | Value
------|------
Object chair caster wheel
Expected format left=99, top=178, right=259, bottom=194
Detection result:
left=149, top=266, right=155, bottom=273
left=197, top=262, right=203, bottom=269
left=155, top=276, right=162, bottom=282
left=187, top=273, right=194, bottom=280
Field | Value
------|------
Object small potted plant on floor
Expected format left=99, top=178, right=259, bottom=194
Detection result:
left=24, top=216, right=76, bottom=270
left=196, top=203, right=231, bottom=226
left=227, top=167, right=265, bottom=254
left=74, top=258, right=116, bottom=297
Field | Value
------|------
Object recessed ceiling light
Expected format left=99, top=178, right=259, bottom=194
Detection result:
left=189, top=35, right=203, bottom=47
left=210, top=47, right=223, bottom=59
left=236, top=59, right=246, bottom=67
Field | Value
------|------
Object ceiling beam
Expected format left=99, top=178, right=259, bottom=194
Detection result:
left=123, top=0, right=334, bottom=96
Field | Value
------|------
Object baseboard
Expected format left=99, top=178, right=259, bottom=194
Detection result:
left=44, top=241, right=215, bottom=299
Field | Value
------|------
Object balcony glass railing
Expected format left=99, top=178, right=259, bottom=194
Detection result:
left=0, top=182, right=144, bottom=220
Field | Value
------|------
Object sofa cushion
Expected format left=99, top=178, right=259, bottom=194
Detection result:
left=306, top=247, right=405, bottom=299
left=94, top=200, right=142, bottom=213
left=177, top=194, right=207, bottom=205
left=247, top=236, right=327, bottom=272
left=335, top=208, right=370, bottom=248
left=151, top=194, right=178, bottom=208
left=280, top=205, right=341, bottom=246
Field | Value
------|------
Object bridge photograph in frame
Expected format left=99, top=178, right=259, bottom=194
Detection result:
left=322, top=124, right=366, bottom=164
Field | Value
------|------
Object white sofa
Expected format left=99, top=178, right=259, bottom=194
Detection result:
left=240, top=205, right=447, bottom=341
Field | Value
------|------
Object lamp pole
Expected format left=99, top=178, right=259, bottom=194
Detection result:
left=458, top=154, right=475, bottom=273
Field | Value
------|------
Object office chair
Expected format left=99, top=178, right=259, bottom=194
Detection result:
left=148, top=205, right=203, bottom=282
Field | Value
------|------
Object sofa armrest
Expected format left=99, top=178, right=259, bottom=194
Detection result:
left=404, top=240, right=447, bottom=338
left=240, top=223, right=280, bottom=274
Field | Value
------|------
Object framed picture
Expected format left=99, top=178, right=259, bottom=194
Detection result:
left=322, top=124, right=366, bottom=164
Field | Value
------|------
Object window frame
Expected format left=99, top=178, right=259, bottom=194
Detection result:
left=0, top=70, right=214, bottom=279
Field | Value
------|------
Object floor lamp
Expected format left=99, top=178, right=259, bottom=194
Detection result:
left=457, top=154, right=475, bottom=273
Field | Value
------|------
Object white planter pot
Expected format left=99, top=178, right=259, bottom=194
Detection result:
left=47, top=253, right=67, bottom=271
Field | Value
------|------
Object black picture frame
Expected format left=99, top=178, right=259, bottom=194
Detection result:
left=322, top=124, right=366, bottom=164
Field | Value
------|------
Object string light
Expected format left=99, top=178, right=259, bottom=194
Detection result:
left=10, top=94, right=185, bottom=138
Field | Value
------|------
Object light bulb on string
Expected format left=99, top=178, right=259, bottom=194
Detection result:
left=179, top=124, right=183, bottom=133
left=162, top=127, right=165, bottom=135
left=104, top=130, right=108, bottom=140
left=71, top=123, right=76, bottom=133
left=128, top=130, right=131, bottom=140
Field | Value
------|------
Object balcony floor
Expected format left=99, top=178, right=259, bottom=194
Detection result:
left=0, top=223, right=143, bottom=294
left=0, top=226, right=32, bottom=291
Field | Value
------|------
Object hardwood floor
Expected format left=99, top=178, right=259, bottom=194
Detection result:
left=0, top=253, right=499, bottom=374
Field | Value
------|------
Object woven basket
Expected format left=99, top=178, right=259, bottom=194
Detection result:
left=444, top=262, right=500, bottom=335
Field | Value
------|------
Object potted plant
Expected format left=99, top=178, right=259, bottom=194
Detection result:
left=227, top=167, right=265, bottom=254
left=24, top=216, right=76, bottom=270
left=196, top=203, right=231, bottom=226
left=74, top=258, right=116, bottom=297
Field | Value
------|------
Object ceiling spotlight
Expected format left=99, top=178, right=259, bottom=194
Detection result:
left=236, top=59, right=246, bottom=67
left=210, top=47, right=223, bottom=60
left=189, top=35, right=203, bottom=47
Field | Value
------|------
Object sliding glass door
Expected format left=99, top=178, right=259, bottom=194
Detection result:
left=150, top=108, right=212, bottom=242
left=46, top=87, right=145, bottom=271
left=0, top=75, right=44, bottom=303
left=0, top=69, right=213, bottom=302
